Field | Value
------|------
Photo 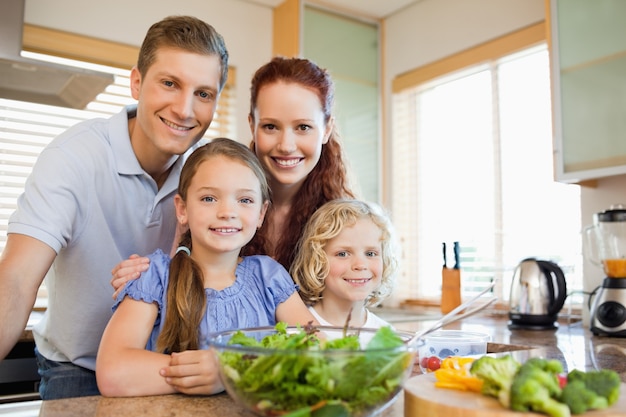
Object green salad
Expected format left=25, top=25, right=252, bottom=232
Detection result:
left=217, top=322, right=414, bottom=416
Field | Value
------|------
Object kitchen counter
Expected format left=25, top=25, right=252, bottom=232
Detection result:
left=19, top=310, right=626, bottom=416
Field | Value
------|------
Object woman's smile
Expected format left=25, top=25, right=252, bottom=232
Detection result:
left=271, top=156, right=304, bottom=168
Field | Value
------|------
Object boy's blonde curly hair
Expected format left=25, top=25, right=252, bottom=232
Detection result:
left=290, top=199, right=399, bottom=307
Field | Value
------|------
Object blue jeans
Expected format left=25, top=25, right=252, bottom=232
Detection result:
left=35, top=347, right=100, bottom=400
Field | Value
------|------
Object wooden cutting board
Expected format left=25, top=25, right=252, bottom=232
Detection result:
left=404, top=374, right=626, bottom=417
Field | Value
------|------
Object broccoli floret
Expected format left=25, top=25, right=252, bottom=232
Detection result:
left=522, top=357, right=564, bottom=375
left=469, top=355, right=521, bottom=407
left=560, top=379, right=608, bottom=414
left=509, top=359, right=570, bottom=417
left=565, top=369, right=621, bottom=407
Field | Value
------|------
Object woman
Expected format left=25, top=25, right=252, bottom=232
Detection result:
left=244, top=56, right=355, bottom=269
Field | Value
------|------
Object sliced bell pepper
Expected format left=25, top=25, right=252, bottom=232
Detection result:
left=433, top=356, right=483, bottom=392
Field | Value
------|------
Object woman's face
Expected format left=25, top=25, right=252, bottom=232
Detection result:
left=249, top=81, right=331, bottom=192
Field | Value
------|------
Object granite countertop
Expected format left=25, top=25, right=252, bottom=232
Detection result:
left=26, top=311, right=626, bottom=417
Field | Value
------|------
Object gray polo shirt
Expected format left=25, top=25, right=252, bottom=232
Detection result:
left=8, top=105, right=185, bottom=370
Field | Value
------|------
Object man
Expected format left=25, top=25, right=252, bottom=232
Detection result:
left=0, top=15, right=228, bottom=399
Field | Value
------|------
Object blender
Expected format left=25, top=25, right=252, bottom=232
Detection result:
left=585, top=205, right=626, bottom=337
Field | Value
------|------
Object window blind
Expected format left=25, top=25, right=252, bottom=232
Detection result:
left=0, top=54, right=236, bottom=252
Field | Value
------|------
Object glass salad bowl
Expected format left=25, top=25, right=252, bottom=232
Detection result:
left=207, top=323, right=421, bottom=417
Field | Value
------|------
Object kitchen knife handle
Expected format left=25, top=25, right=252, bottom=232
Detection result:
left=442, top=242, right=447, bottom=268
left=453, top=241, right=460, bottom=269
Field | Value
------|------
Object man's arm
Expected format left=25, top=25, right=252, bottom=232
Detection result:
left=0, top=234, right=56, bottom=360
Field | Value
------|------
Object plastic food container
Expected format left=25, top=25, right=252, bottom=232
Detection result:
left=418, top=330, right=490, bottom=373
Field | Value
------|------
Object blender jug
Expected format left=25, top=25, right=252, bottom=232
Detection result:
left=584, top=205, right=626, bottom=278
left=585, top=205, right=626, bottom=337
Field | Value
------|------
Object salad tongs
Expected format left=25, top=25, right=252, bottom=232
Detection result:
left=409, top=282, right=498, bottom=346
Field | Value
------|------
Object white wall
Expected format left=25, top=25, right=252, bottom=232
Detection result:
left=384, top=0, right=545, bottom=79
left=24, top=0, right=275, bottom=141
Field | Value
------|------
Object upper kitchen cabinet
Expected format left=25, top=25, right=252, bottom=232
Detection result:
left=549, top=0, right=626, bottom=183
left=273, top=0, right=380, bottom=202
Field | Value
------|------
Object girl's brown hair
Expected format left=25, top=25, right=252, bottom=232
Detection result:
left=156, top=138, right=270, bottom=353
left=290, top=199, right=399, bottom=308
left=244, top=56, right=355, bottom=270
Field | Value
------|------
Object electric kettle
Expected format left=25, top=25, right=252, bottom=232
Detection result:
left=508, top=258, right=567, bottom=330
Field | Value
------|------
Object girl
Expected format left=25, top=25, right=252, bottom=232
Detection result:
left=290, top=199, right=399, bottom=328
left=96, top=138, right=316, bottom=397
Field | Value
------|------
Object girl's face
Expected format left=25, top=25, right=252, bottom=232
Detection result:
left=175, top=155, right=268, bottom=257
left=322, top=218, right=383, bottom=305
left=249, top=81, right=331, bottom=191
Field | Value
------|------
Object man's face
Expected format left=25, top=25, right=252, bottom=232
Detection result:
left=130, top=47, right=223, bottom=159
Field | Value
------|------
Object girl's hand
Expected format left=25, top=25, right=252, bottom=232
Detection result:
left=110, top=254, right=150, bottom=299
left=161, top=350, right=224, bottom=395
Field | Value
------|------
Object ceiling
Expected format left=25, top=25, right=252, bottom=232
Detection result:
left=240, top=0, right=421, bottom=19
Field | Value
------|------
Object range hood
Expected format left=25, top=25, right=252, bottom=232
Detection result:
left=0, top=0, right=114, bottom=109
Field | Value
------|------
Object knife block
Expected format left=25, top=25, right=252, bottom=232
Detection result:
left=441, top=267, right=461, bottom=313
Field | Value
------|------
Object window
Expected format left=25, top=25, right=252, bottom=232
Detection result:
left=0, top=52, right=236, bottom=255
left=390, top=26, right=582, bottom=309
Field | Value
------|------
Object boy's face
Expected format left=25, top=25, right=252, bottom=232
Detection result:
left=322, top=218, right=383, bottom=306
left=130, top=47, right=222, bottom=160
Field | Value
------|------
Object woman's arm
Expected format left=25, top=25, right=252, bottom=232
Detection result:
left=109, top=255, right=150, bottom=298
left=109, top=218, right=187, bottom=298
